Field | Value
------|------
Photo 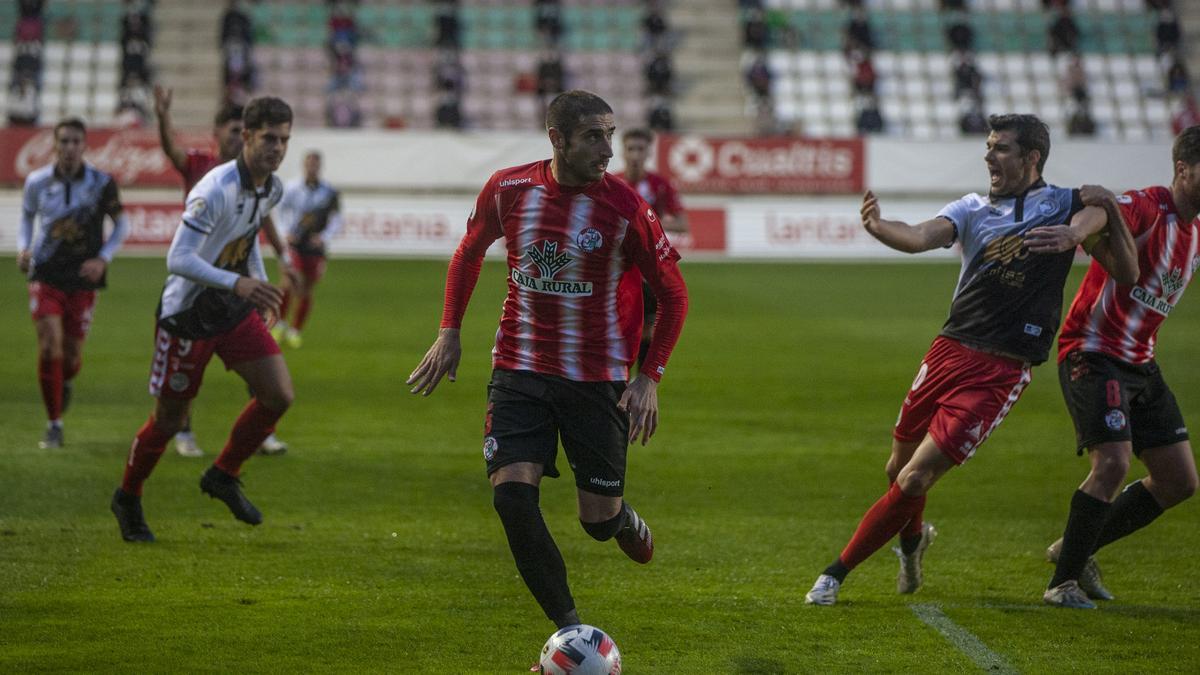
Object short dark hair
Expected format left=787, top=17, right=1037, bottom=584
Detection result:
left=1172, top=126, right=1200, bottom=167
left=622, top=128, right=654, bottom=144
left=53, top=117, right=86, bottom=138
left=545, top=90, right=613, bottom=138
left=988, top=113, right=1051, bottom=174
left=243, top=96, right=293, bottom=131
left=214, top=103, right=243, bottom=128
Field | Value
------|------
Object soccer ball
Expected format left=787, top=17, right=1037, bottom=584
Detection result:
left=538, top=624, right=622, bottom=675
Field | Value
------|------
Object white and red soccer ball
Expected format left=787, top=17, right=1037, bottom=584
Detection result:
left=538, top=624, right=622, bottom=675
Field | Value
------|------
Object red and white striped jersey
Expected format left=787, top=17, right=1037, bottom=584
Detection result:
left=1059, top=185, right=1200, bottom=364
left=441, top=160, right=688, bottom=382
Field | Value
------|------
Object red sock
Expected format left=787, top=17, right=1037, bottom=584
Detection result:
left=214, top=400, right=285, bottom=476
left=294, top=297, right=313, bottom=330
left=895, top=481, right=926, bottom=539
left=121, top=416, right=174, bottom=496
left=64, top=357, right=81, bottom=382
left=838, top=483, right=927, bottom=570
left=38, top=356, right=63, bottom=421
left=279, top=291, right=292, bottom=324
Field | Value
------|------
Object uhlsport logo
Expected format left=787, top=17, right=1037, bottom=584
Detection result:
left=512, top=240, right=593, bottom=297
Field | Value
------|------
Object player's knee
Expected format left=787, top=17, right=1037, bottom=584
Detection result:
left=152, top=412, right=186, bottom=436
left=1091, top=451, right=1131, bottom=489
left=493, top=481, right=539, bottom=521
left=258, top=385, right=294, bottom=412
left=580, top=510, right=624, bottom=542
left=38, top=342, right=63, bottom=361
left=896, top=468, right=935, bottom=496
left=1166, top=472, right=1198, bottom=504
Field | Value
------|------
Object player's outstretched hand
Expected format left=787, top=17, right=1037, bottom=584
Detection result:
left=16, top=250, right=31, bottom=274
left=153, top=86, right=172, bottom=118
left=407, top=328, right=462, bottom=396
left=1025, top=225, right=1081, bottom=254
left=861, top=190, right=881, bottom=232
left=78, top=257, right=107, bottom=283
left=234, top=276, right=284, bottom=314
left=1079, top=184, right=1116, bottom=207
left=618, top=376, right=659, bottom=446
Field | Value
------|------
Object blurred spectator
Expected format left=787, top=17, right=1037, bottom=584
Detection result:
left=743, top=9, right=768, bottom=50
left=1144, top=0, right=1170, bottom=9
left=326, top=88, right=363, bottom=128
left=328, top=46, right=364, bottom=93
left=7, top=74, right=40, bottom=126
left=953, top=52, right=982, bottom=100
left=648, top=96, right=673, bottom=131
left=434, top=49, right=465, bottom=93
left=959, top=95, right=988, bottom=134
left=1047, top=8, right=1079, bottom=56
left=1155, top=10, right=1181, bottom=56
left=945, top=15, right=974, bottom=51
left=13, top=39, right=44, bottom=82
left=534, top=0, right=562, bottom=45
left=745, top=52, right=772, bottom=100
left=940, top=0, right=966, bottom=10
left=855, top=94, right=883, bottom=134
left=753, top=99, right=779, bottom=137
left=844, top=8, right=874, bottom=53
left=645, top=50, right=674, bottom=96
left=116, top=74, right=152, bottom=127
left=644, top=0, right=669, bottom=48
left=1061, top=54, right=1088, bottom=103
left=739, top=0, right=764, bottom=9
left=434, top=1, right=460, bottom=49
left=18, top=0, right=45, bottom=17
left=15, top=12, right=45, bottom=43
left=848, top=49, right=876, bottom=95
left=1171, top=95, right=1200, bottom=135
left=220, top=0, right=253, bottom=48
left=1167, top=59, right=1190, bottom=94
left=537, top=50, right=566, bottom=99
left=435, top=92, right=463, bottom=129
left=121, top=32, right=152, bottom=85
left=1067, top=101, right=1097, bottom=136
left=223, top=40, right=255, bottom=102
left=329, top=1, right=359, bottom=48
left=122, top=1, right=153, bottom=45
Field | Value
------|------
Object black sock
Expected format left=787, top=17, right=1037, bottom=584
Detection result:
left=181, top=415, right=191, bottom=434
left=493, top=482, right=576, bottom=626
left=899, top=532, right=922, bottom=556
left=822, top=559, right=851, bottom=583
left=1049, top=490, right=1111, bottom=589
left=1092, top=480, right=1165, bottom=552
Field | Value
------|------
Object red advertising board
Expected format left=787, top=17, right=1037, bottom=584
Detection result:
left=0, top=127, right=213, bottom=188
left=656, top=135, right=864, bottom=195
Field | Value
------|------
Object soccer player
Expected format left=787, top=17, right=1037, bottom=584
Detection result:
left=615, top=128, right=688, bottom=367
left=803, top=114, right=1139, bottom=606
left=155, top=85, right=293, bottom=457
left=1043, top=126, right=1200, bottom=608
left=271, top=150, right=342, bottom=348
left=18, top=118, right=129, bottom=449
left=407, top=90, right=689, bottom=629
left=111, top=96, right=295, bottom=543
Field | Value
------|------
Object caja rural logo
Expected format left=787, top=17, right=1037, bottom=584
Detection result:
left=511, top=240, right=594, bottom=297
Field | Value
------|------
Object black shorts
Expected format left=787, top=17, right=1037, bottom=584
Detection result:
left=483, top=369, right=630, bottom=496
left=1058, top=350, right=1189, bottom=456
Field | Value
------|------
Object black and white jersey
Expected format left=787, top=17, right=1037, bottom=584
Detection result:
left=277, top=178, right=342, bottom=255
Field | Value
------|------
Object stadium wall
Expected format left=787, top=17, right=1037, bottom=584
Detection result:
left=0, top=129, right=1173, bottom=259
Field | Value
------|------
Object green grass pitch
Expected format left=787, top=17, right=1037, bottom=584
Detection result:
left=2, top=257, right=1198, bottom=672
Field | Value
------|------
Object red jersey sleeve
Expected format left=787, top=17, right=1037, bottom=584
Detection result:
left=658, top=177, right=684, bottom=219
left=623, top=201, right=688, bottom=381
left=440, top=175, right=505, bottom=329
left=1117, top=190, right=1155, bottom=238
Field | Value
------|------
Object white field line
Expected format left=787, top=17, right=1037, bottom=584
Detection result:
left=910, top=603, right=1019, bottom=674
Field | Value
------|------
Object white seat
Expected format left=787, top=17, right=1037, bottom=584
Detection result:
left=796, top=51, right=820, bottom=76
left=807, top=119, right=832, bottom=136
left=1007, top=78, right=1034, bottom=99
left=1093, top=99, right=1116, bottom=123
left=43, top=41, right=69, bottom=65
left=873, top=52, right=898, bottom=77
left=1082, top=55, right=1106, bottom=80
left=1122, top=124, right=1149, bottom=142
left=1145, top=99, right=1169, bottom=125
left=830, top=119, right=855, bottom=137
left=95, top=44, right=119, bottom=65
left=67, top=68, right=92, bottom=89
left=1113, top=79, right=1139, bottom=101
left=802, top=98, right=826, bottom=119
left=1029, top=53, right=1053, bottom=78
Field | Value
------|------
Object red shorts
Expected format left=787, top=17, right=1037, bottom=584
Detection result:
left=894, top=336, right=1032, bottom=464
left=148, top=311, right=281, bottom=399
left=29, top=282, right=97, bottom=339
left=288, top=249, right=326, bottom=283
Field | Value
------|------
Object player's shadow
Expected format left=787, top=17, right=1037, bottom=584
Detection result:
left=732, top=655, right=789, bottom=674
left=978, top=596, right=1200, bottom=625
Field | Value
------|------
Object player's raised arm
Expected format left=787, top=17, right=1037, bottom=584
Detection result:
left=153, top=86, right=188, bottom=173
left=861, top=190, right=956, bottom=253
left=1080, top=184, right=1139, bottom=285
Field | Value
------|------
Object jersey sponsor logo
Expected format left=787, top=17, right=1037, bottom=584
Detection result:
left=214, top=232, right=256, bottom=270
left=655, top=234, right=672, bottom=261
left=513, top=240, right=594, bottom=296
left=1129, top=268, right=1185, bottom=316
left=483, top=436, right=498, bottom=461
left=498, top=177, right=533, bottom=187
left=983, top=235, right=1029, bottom=266
left=1104, top=409, right=1127, bottom=431
left=1116, top=195, right=1133, bottom=204
left=1024, top=323, right=1043, bottom=336
left=577, top=227, right=603, bottom=252
left=646, top=207, right=657, bottom=222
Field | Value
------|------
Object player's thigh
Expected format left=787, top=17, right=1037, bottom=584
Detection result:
left=60, top=290, right=97, bottom=345
left=1130, top=364, right=1189, bottom=456
left=230, top=354, right=293, bottom=410
left=886, top=438, right=921, bottom=481
left=33, top=313, right=64, bottom=356
left=1059, top=351, right=1135, bottom=455
left=1140, top=440, right=1198, bottom=507
left=485, top=370, right=560, bottom=483
left=556, top=378, right=629, bottom=498
left=895, top=434, right=958, bottom=496
left=153, top=396, right=193, bottom=431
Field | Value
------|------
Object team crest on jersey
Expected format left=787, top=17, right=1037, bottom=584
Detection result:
left=1038, top=200, right=1055, bottom=215
left=512, top=240, right=594, bottom=297
left=169, top=373, right=190, bottom=393
left=483, top=436, right=498, bottom=461
left=1104, top=409, right=1127, bottom=431
left=1116, top=194, right=1133, bottom=204
left=577, top=227, right=603, bottom=252
left=187, top=197, right=206, bottom=218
